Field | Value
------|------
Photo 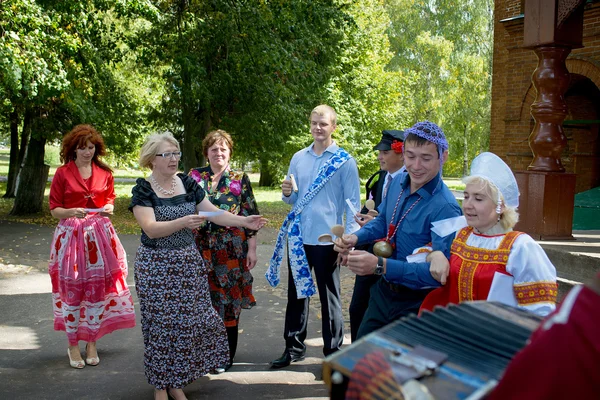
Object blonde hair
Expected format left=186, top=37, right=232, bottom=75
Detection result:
left=462, top=175, right=519, bottom=231
left=310, top=104, right=337, bottom=125
left=202, top=129, right=234, bottom=158
left=138, top=133, right=180, bottom=169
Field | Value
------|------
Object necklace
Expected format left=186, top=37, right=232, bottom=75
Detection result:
left=150, top=174, right=177, bottom=195
left=387, top=188, right=422, bottom=242
left=373, top=187, right=424, bottom=258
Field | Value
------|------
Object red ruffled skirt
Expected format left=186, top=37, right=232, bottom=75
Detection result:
left=48, top=215, right=136, bottom=345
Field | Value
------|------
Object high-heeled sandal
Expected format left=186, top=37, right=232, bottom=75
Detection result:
left=85, top=342, right=100, bottom=366
left=67, top=348, right=85, bottom=369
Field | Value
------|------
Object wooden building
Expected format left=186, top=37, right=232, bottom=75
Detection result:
left=491, top=0, right=600, bottom=236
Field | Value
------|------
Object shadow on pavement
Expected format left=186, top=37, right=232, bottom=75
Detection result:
left=0, top=220, right=342, bottom=399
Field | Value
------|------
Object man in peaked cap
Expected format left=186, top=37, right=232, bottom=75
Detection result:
left=349, top=129, right=407, bottom=342
left=363, top=130, right=407, bottom=207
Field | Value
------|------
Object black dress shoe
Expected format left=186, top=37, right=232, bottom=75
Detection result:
left=269, top=351, right=305, bottom=369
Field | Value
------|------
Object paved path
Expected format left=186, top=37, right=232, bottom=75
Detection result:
left=0, top=220, right=356, bottom=400
left=4, top=219, right=596, bottom=399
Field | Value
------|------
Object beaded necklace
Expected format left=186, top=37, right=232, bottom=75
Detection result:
left=150, top=174, right=177, bottom=195
left=385, top=188, right=422, bottom=245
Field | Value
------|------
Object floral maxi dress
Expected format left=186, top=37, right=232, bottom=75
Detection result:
left=130, top=174, right=229, bottom=389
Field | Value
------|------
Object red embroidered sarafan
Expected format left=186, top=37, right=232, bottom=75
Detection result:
left=421, top=227, right=558, bottom=312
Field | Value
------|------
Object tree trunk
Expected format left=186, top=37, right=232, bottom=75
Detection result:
left=18, top=108, right=32, bottom=169
left=180, top=60, right=208, bottom=173
left=258, top=157, right=275, bottom=187
left=197, top=103, right=211, bottom=169
left=10, top=135, right=49, bottom=215
left=3, top=110, right=19, bottom=198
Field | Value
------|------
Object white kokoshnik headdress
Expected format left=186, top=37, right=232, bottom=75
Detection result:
left=468, top=152, right=520, bottom=209
left=431, top=152, right=520, bottom=238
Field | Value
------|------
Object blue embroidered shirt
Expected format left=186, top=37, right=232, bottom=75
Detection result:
left=283, top=142, right=361, bottom=244
left=356, top=172, right=462, bottom=289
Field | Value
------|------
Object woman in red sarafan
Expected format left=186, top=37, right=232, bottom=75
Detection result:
left=419, top=152, right=558, bottom=317
left=189, top=129, right=259, bottom=373
left=48, top=124, right=135, bottom=369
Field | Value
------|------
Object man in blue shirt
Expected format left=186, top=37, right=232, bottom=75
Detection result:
left=267, top=104, right=361, bottom=368
left=350, top=129, right=407, bottom=342
left=335, top=121, right=461, bottom=339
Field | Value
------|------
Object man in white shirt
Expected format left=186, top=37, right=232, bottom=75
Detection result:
left=267, top=104, right=361, bottom=368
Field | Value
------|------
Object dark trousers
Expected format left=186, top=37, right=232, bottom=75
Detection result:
left=226, top=324, right=238, bottom=364
left=284, top=244, right=343, bottom=357
left=356, top=279, right=429, bottom=340
left=349, top=274, right=380, bottom=342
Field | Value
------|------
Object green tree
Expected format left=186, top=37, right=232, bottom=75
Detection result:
left=134, top=1, right=354, bottom=184
left=1, top=0, right=155, bottom=213
left=1, top=0, right=72, bottom=198
left=324, top=0, right=414, bottom=178
left=385, top=0, right=494, bottom=176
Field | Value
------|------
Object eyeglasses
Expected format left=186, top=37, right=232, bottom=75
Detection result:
left=156, top=151, right=182, bottom=159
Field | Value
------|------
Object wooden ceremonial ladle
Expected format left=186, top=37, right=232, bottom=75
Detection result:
left=365, top=199, right=379, bottom=217
left=317, top=224, right=345, bottom=244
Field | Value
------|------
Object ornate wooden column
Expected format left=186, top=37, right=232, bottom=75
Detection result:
left=514, top=0, right=586, bottom=239
left=528, top=46, right=571, bottom=172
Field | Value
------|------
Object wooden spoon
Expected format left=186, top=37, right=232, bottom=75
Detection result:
left=364, top=199, right=379, bottom=216
left=318, top=233, right=334, bottom=243
left=331, top=224, right=345, bottom=238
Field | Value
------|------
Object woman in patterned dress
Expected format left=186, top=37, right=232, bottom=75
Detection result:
left=48, top=124, right=136, bottom=369
left=421, top=152, right=558, bottom=316
left=130, top=133, right=266, bottom=400
left=189, top=130, right=259, bottom=372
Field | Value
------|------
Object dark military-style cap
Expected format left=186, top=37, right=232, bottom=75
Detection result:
left=373, top=129, right=404, bottom=151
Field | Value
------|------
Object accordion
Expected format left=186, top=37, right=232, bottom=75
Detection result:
left=323, top=301, right=543, bottom=399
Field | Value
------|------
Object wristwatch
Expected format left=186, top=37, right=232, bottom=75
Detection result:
left=374, top=256, right=385, bottom=275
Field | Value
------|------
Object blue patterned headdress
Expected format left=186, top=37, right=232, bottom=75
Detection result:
left=403, top=121, right=449, bottom=161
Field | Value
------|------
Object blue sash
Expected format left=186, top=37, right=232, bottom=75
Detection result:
left=266, top=148, right=351, bottom=299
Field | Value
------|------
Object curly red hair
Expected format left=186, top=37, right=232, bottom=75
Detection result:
left=60, top=124, right=112, bottom=172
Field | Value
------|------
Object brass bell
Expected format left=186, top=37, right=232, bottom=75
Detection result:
left=373, top=241, right=393, bottom=258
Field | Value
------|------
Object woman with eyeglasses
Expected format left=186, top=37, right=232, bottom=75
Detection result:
left=188, top=130, right=260, bottom=373
left=48, top=124, right=136, bottom=369
left=129, top=133, right=267, bottom=400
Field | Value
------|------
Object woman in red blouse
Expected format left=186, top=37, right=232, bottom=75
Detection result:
left=189, top=129, right=260, bottom=372
left=48, top=125, right=135, bottom=369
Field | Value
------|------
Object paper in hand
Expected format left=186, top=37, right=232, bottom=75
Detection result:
left=345, top=198, right=358, bottom=217
left=289, top=174, right=299, bottom=193
left=84, top=208, right=105, bottom=213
